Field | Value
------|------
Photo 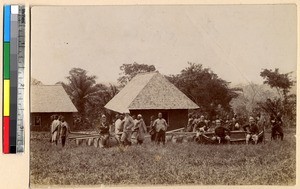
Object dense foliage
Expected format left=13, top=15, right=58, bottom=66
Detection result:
left=259, top=69, right=296, bottom=127
left=167, top=63, right=241, bottom=119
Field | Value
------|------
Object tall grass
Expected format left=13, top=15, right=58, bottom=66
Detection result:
left=30, top=130, right=296, bottom=186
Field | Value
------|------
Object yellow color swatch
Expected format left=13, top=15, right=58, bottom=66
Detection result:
left=3, top=80, right=10, bottom=116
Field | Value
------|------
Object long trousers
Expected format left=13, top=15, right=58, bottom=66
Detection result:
left=155, top=130, right=166, bottom=145
left=61, top=136, right=66, bottom=147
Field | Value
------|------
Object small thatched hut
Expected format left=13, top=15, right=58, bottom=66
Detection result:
left=31, top=85, right=78, bottom=131
left=105, top=72, right=199, bottom=130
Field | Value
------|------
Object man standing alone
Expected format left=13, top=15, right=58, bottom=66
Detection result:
left=153, top=113, right=168, bottom=145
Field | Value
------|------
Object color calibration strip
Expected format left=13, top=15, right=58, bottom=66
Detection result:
left=3, top=5, right=25, bottom=154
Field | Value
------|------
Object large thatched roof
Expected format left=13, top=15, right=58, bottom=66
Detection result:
left=31, top=85, right=78, bottom=113
left=105, top=72, right=199, bottom=113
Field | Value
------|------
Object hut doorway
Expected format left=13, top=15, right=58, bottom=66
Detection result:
left=162, top=112, right=169, bottom=124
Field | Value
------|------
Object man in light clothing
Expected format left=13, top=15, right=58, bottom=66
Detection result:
left=243, top=116, right=259, bottom=145
left=153, top=112, right=168, bottom=145
left=115, top=114, right=124, bottom=142
left=121, top=112, right=135, bottom=146
left=51, top=115, right=61, bottom=145
left=132, top=114, right=148, bottom=144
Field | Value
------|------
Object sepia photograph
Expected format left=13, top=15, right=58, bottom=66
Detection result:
left=29, top=4, right=296, bottom=186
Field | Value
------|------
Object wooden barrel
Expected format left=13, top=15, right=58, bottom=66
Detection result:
left=87, top=138, right=93, bottom=146
left=94, top=138, right=99, bottom=147
left=107, top=136, right=119, bottom=147
left=165, top=135, right=173, bottom=142
left=75, top=139, right=82, bottom=145
left=171, top=136, right=177, bottom=143
left=182, top=136, right=189, bottom=143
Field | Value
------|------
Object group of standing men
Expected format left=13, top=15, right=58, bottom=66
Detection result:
left=50, top=115, right=70, bottom=147
left=97, top=112, right=168, bottom=148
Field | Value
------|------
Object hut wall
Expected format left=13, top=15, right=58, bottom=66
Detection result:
left=31, top=112, right=74, bottom=131
left=168, top=109, right=188, bottom=130
left=130, top=109, right=188, bottom=131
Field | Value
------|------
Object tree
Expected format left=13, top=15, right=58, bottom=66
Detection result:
left=230, top=83, right=278, bottom=118
left=60, top=68, right=119, bottom=130
left=167, top=62, right=240, bottom=119
left=118, top=62, right=156, bottom=86
left=84, top=83, right=119, bottom=127
left=31, top=78, right=43, bottom=85
left=60, top=68, right=99, bottom=125
left=260, top=68, right=294, bottom=102
left=259, top=68, right=296, bottom=127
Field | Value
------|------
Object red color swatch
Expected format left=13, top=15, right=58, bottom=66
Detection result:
left=3, top=116, right=10, bottom=153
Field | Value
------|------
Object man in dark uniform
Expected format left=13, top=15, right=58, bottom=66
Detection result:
left=271, top=113, right=284, bottom=141
left=212, top=120, right=231, bottom=144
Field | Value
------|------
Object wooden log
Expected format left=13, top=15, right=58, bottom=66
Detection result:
left=166, top=127, right=185, bottom=134
left=69, top=134, right=100, bottom=140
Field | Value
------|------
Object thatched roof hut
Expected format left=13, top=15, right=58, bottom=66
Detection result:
left=31, top=85, right=77, bottom=131
left=105, top=72, right=199, bottom=130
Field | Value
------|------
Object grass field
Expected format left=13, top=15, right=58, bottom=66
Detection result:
left=30, top=129, right=296, bottom=186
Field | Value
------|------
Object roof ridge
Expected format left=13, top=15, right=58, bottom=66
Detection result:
left=135, top=71, right=159, bottom=76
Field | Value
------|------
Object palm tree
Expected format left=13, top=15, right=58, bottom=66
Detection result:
left=61, top=68, right=99, bottom=118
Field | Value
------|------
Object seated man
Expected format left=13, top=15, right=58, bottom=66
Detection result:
left=229, top=115, right=240, bottom=131
left=243, top=116, right=259, bottom=145
left=212, top=120, right=231, bottom=144
left=195, top=115, right=208, bottom=139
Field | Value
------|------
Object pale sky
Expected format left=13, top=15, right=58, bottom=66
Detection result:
left=31, top=5, right=297, bottom=86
